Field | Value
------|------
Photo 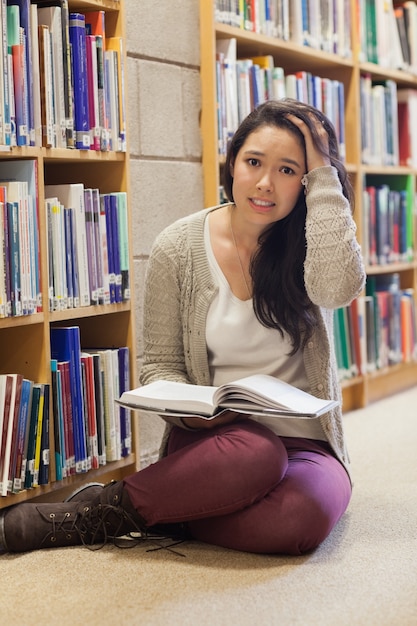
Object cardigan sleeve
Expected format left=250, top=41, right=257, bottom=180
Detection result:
left=139, top=226, right=190, bottom=387
left=303, top=166, right=366, bottom=309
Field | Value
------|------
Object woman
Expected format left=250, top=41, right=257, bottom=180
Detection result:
left=0, top=99, right=365, bottom=555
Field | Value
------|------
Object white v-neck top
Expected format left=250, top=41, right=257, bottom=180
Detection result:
left=204, top=216, right=326, bottom=439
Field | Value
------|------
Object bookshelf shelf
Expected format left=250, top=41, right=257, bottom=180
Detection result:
left=0, top=0, right=138, bottom=509
left=200, top=1, right=417, bottom=412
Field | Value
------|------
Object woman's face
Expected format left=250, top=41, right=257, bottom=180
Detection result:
left=231, top=124, right=306, bottom=229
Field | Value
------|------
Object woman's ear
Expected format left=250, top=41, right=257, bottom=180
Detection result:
left=229, top=161, right=234, bottom=176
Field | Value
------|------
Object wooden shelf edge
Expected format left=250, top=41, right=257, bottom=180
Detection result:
left=0, top=455, right=139, bottom=509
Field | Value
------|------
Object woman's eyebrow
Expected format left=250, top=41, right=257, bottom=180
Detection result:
left=243, top=150, right=302, bottom=170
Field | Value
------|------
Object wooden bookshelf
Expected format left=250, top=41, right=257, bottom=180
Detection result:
left=0, top=0, right=138, bottom=508
left=199, top=1, right=417, bottom=411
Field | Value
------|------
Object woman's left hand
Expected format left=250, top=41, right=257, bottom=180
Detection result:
left=286, top=113, right=331, bottom=173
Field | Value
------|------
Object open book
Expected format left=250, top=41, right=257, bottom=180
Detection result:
left=116, top=374, right=339, bottom=419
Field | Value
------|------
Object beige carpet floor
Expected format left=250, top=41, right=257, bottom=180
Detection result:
left=1, top=386, right=416, bottom=626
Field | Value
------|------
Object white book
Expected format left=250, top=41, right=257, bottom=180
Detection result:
left=289, top=0, right=303, bottom=46
left=45, top=183, right=90, bottom=306
left=30, top=5, right=42, bottom=147
left=117, top=374, right=339, bottom=419
left=38, top=6, right=66, bottom=148
left=45, top=197, right=67, bottom=310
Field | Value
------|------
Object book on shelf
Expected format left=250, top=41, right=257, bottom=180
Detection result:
left=215, top=1, right=351, bottom=56
left=0, top=159, right=41, bottom=317
left=50, top=326, right=88, bottom=474
left=37, top=3, right=67, bottom=148
left=81, top=352, right=99, bottom=470
left=51, top=358, right=65, bottom=481
left=69, top=12, right=90, bottom=149
left=10, top=377, right=32, bottom=493
left=38, top=381, right=50, bottom=485
left=84, top=9, right=109, bottom=150
left=117, top=375, right=339, bottom=419
left=7, top=3, right=29, bottom=146
left=45, top=183, right=130, bottom=310
left=0, top=372, right=23, bottom=495
left=46, top=183, right=90, bottom=308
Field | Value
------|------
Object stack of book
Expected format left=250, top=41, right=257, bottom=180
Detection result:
left=215, top=0, right=352, bottom=57
left=0, top=159, right=42, bottom=318
left=216, top=37, right=345, bottom=158
left=0, top=328, right=132, bottom=495
left=333, top=282, right=417, bottom=381
left=0, top=373, right=50, bottom=495
left=50, top=326, right=132, bottom=480
left=45, top=183, right=130, bottom=311
left=0, top=2, right=126, bottom=151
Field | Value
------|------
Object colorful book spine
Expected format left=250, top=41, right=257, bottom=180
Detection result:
left=50, top=326, right=88, bottom=474
left=69, top=12, right=90, bottom=149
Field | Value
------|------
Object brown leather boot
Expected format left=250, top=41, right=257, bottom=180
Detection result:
left=0, top=481, right=146, bottom=553
left=0, top=501, right=95, bottom=552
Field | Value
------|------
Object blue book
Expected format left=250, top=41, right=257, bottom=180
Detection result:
left=108, top=193, right=122, bottom=302
left=63, top=207, right=74, bottom=308
left=117, top=347, right=131, bottom=457
left=38, top=383, right=50, bottom=485
left=10, top=377, right=32, bottom=493
left=100, top=194, right=116, bottom=303
left=51, top=358, right=65, bottom=480
left=50, top=326, right=88, bottom=473
left=6, top=201, right=22, bottom=316
left=24, top=383, right=41, bottom=489
left=69, top=13, right=90, bottom=149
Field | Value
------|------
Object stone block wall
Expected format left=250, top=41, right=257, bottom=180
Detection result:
left=124, top=0, right=204, bottom=464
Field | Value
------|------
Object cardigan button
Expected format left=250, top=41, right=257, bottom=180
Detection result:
left=317, top=383, right=324, bottom=391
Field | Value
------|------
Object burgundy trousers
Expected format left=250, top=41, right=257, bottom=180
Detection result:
left=123, top=419, right=351, bottom=555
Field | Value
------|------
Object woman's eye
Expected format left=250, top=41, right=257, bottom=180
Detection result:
left=281, top=166, right=295, bottom=175
left=248, top=158, right=260, bottom=167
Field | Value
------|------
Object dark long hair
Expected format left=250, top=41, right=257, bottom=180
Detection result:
left=222, top=99, right=353, bottom=354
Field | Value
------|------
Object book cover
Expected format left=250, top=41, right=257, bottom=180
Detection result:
left=83, top=188, right=99, bottom=304
left=83, top=10, right=108, bottom=150
left=106, top=36, right=126, bottom=151
left=90, top=351, right=106, bottom=465
left=37, top=4, right=67, bottom=148
left=51, top=358, right=65, bottom=481
left=81, top=352, right=99, bottom=469
left=108, top=193, right=122, bottom=302
left=86, top=34, right=100, bottom=150
left=50, top=326, right=88, bottom=474
left=38, top=382, right=50, bottom=485
left=37, top=23, right=54, bottom=147
left=100, top=193, right=115, bottom=303
left=29, top=4, right=42, bottom=146
left=11, top=377, right=32, bottom=493
left=33, top=0, right=75, bottom=147
left=69, top=12, right=90, bottom=149
left=1, top=372, right=23, bottom=495
left=91, top=187, right=106, bottom=304
left=117, top=346, right=131, bottom=457
left=23, top=382, right=41, bottom=489
left=8, top=0, right=35, bottom=145
left=0, top=374, right=15, bottom=494
left=45, top=183, right=90, bottom=307
left=58, top=359, right=75, bottom=476
left=112, top=191, right=130, bottom=301
left=7, top=4, right=29, bottom=146
left=32, top=381, right=45, bottom=487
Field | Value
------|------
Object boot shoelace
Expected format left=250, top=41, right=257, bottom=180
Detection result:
left=78, top=503, right=187, bottom=557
